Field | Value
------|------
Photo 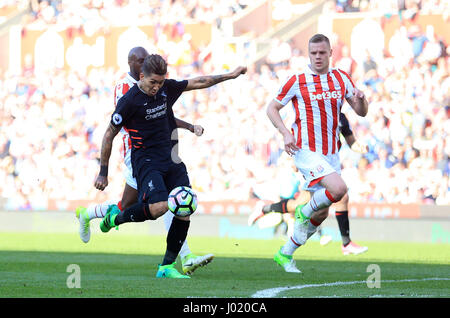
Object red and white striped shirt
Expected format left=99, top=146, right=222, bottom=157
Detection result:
left=274, top=66, right=355, bottom=155
left=113, top=73, right=137, bottom=160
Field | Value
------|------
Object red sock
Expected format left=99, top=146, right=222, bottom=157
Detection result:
left=117, top=201, right=123, bottom=212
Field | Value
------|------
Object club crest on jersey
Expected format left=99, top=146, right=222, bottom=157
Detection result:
left=310, top=90, right=342, bottom=101
left=112, top=113, right=122, bottom=125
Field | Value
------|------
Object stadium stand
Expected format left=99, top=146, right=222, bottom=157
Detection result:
left=0, top=0, right=448, bottom=211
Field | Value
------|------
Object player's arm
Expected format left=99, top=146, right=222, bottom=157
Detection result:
left=94, top=123, right=121, bottom=191
left=340, top=113, right=355, bottom=147
left=346, top=88, right=368, bottom=117
left=174, top=117, right=204, bottom=136
left=266, top=99, right=298, bottom=156
left=184, top=66, right=247, bottom=91
left=348, top=135, right=368, bottom=153
left=344, top=134, right=356, bottom=148
left=340, top=113, right=368, bottom=153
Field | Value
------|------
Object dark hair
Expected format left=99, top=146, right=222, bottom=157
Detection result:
left=142, top=54, right=167, bottom=76
left=309, top=34, right=330, bottom=47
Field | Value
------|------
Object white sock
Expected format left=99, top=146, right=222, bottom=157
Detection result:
left=282, top=221, right=319, bottom=256
left=179, top=240, right=191, bottom=259
left=163, top=212, right=191, bottom=259
left=281, top=237, right=301, bottom=255
left=301, top=189, right=335, bottom=218
left=86, top=199, right=118, bottom=220
left=307, top=222, right=318, bottom=239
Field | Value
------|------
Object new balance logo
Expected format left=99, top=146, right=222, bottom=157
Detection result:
left=310, top=90, right=342, bottom=101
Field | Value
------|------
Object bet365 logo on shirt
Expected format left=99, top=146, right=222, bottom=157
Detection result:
left=310, top=90, right=342, bottom=101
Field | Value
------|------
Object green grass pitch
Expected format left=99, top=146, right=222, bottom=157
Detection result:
left=0, top=232, right=449, bottom=298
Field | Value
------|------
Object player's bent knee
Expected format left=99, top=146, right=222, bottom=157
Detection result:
left=149, top=201, right=170, bottom=219
left=295, top=191, right=311, bottom=206
left=329, top=185, right=348, bottom=202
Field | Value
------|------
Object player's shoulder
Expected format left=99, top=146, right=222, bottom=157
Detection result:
left=333, top=68, right=353, bottom=80
left=164, top=78, right=188, bottom=86
left=163, top=78, right=177, bottom=85
left=163, top=78, right=188, bottom=93
left=117, top=84, right=140, bottom=103
left=279, top=72, right=301, bottom=84
left=330, top=68, right=355, bottom=88
left=283, top=67, right=313, bottom=81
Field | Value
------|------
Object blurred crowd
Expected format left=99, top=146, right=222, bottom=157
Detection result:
left=0, top=0, right=449, bottom=210
left=22, top=0, right=249, bottom=32
left=333, top=0, right=449, bottom=15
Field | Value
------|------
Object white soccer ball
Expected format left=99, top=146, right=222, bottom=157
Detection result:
left=167, top=186, right=198, bottom=217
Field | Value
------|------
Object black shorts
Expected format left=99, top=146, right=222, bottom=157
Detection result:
left=135, top=161, right=191, bottom=204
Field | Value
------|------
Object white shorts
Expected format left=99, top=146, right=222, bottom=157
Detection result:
left=124, top=167, right=137, bottom=190
left=123, top=151, right=137, bottom=190
left=293, top=149, right=341, bottom=192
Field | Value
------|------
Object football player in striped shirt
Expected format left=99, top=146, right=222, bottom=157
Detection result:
left=266, top=34, right=368, bottom=273
left=248, top=113, right=368, bottom=256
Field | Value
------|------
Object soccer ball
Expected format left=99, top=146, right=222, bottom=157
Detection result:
left=168, top=186, right=198, bottom=217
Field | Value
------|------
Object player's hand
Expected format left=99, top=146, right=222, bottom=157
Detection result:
left=94, top=175, right=108, bottom=191
left=283, top=132, right=299, bottom=156
left=193, top=125, right=204, bottom=136
left=231, top=66, right=247, bottom=78
left=351, top=141, right=369, bottom=154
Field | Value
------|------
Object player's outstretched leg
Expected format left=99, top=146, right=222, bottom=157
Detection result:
left=247, top=201, right=266, bottom=226
left=75, top=200, right=119, bottom=243
left=248, top=199, right=291, bottom=226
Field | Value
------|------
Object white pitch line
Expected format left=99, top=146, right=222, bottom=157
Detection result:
left=251, top=277, right=450, bottom=298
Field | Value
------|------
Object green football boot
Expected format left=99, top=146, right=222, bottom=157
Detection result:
left=294, top=204, right=310, bottom=223
left=274, top=248, right=301, bottom=273
left=99, top=205, right=120, bottom=233
left=156, top=262, right=191, bottom=279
